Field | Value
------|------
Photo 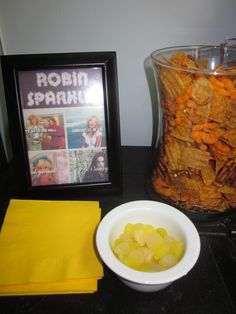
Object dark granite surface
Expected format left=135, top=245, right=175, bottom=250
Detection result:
left=0, top=146, right=236, bottom=314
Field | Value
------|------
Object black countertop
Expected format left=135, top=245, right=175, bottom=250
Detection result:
left=0, top=146, right=236, bottom=314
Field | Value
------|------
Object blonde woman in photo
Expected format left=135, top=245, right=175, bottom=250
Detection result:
left=82, top=116, right=102, bottom=148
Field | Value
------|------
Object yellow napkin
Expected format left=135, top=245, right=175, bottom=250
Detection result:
left=0, top=199, right=103, bottom=295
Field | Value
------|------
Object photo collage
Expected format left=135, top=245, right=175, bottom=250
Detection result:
left=25, top=107, right=108, bottom=186
left=19, top=67, right=109, bottom=187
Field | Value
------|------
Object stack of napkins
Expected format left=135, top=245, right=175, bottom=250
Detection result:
left=0, top=199, right=103, bottom=295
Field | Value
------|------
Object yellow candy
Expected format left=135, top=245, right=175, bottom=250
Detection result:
left=152, top=243, right=170, bottom=260
left=159, top=254, right=178, bottom=268
left=156, top=227, right=168, bottom=238
left=139, top=262, right=164, bottom=272
left=138, top=247, right=154, bottom=263
left=170, top=240, right=185, bottom=260
left=113, top=242, right=130, bottom=261
left=133, top=224, right=155, bottom=246
left=125, top=248, right=145, bottom=269
left=146, top=231, right=163, bottom=249
left=124, top=223, right=143, bottom=238
left=112, top=223, right=185, bottom=272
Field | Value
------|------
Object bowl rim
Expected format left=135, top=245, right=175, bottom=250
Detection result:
left=96, top=200, right=201, bottom=285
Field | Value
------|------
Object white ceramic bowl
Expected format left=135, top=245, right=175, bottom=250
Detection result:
left=96, top=200, right=201, bottom=292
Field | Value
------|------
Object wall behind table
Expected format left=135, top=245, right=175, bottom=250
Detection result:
left=0, top=0, right=236, bottom=149
left=0, top=27, right=12, bottom=161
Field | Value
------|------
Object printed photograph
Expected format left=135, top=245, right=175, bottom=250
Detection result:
left=24, top=113, right=66, bottom=151
left=66, top=107, right=106, bottom=149
left=29, top=151, right=69, bottom=186
left=69, top=148, right=108, bottom=183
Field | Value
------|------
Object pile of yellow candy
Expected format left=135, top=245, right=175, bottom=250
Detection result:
left=112, top=223, right=185, bottom=272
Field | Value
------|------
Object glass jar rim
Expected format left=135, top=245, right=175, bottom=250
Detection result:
left=151, top=45, right=236, bottom=76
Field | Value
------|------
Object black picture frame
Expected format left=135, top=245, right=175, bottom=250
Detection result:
left=1, top=52, right=122, bottom=195
left=0, top=132, right=7, bottom=172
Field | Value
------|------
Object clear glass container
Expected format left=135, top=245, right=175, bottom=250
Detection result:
left=150, top=45, right=236, bottom=214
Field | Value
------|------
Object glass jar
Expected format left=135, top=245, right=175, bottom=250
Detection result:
left=150, top=45, right=236, bottom=213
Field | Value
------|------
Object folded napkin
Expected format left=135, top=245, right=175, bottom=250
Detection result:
left=0, top=199, right=103, bottom=295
